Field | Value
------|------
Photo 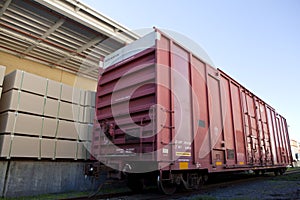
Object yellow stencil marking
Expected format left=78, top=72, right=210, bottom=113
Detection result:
left=179, top=162, right=189, bottom=169
left=176, top=152, right=191, bottom=157
left=216, top=161, right=223, bottom=166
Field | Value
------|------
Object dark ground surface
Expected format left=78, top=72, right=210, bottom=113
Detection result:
left=104, top=168, right=300, bottom=200
left=183, top=170, right=300, bottom=200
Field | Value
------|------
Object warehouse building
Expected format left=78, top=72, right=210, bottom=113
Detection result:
left=290, top=139, right=300, bottom=167
left=0, top=0, right=138, bottom=197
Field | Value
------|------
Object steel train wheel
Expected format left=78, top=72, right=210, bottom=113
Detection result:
left=157, top=175, right=177, bottom=195
left=279, top=168, right=286, bottom=175
left=127, top=175, right=145, bottom=192
left=274, top=168, right=286, bottom=176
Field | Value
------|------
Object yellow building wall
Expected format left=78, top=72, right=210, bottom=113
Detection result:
left=0, top=51, right=97, bottom=91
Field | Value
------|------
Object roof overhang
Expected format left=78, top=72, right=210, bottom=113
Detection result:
left=0, top=0, right=139, bottom=79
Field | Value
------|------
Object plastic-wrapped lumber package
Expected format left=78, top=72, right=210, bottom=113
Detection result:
left=0, top=70, right=94, bottom=160
left=0, top=66, right=6, bottom=99
left=91, top=117, right=101, bottom=160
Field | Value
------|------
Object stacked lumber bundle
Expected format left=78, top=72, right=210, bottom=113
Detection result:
left=0, top=70, right=95, bottom=160
left=91, top=119, right=101, bottom=160
left=0, top=66, right=5, bottom=99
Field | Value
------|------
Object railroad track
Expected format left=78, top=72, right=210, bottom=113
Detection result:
left=284, top=167, right=300, bottom=175
left=61, top=168, right=300, bottom=200
left=137, top=168, right=300, bottom=200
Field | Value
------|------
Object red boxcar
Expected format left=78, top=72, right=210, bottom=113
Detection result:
left=92, top=29, right=292, bottom=194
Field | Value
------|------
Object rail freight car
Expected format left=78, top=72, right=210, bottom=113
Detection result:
left=90, top=28, right=292, bottom=194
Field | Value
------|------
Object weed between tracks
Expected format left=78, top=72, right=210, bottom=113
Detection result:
left=271, top=170, right=300, bottom=181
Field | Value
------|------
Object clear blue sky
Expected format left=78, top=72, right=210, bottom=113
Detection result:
left=82, top=0, right=300, bottom=142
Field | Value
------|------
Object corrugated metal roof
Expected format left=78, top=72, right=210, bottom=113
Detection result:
left=0, top=0, right=139, bottom=79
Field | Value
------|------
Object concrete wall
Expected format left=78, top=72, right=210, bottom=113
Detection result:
left=0, top=160, right=104, bottom=198
left=0, top=161, right=8, bottom=196
left=0, top=52, right=97, bottom=91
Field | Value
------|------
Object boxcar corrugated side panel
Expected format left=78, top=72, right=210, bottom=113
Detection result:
left=96, top=47, right=157, bottom=162
left=220, top=73, right=247, bottom=167
left=220, top=74, right=236, bottom=167
left=275, top=115, right=292, bottom=164
left=219, top=69, right=292, bottom=169
left=156, top=34, right=173, bottom=163
left=191, top=56, right=210, bottom=169
left=156, top=33, right=196, bottom=170
left=266, top=106, right=278, bottom=164
left=207, top=67, right=226, bottom=170
left=171, top=42, right=193, bottom=168
left=282, top=117, right=292, bottom=164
